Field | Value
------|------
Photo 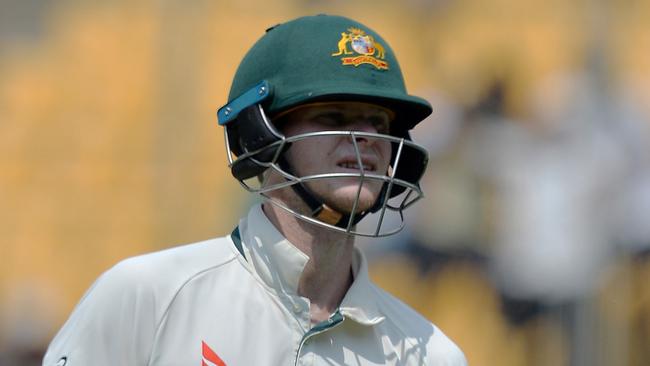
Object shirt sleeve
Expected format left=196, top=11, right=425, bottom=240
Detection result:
left=43, top=260, right=159, bottom=366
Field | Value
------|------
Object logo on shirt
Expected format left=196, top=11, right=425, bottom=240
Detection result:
left=331, top=27, right=389, bottom=70
left=202, top=341, right=226, bottom=366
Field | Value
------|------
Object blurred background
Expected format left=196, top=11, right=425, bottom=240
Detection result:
left=1, top=0, right=648, bottom=365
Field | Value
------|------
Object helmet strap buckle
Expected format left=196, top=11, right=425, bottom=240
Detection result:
left=312, top=204, right=343, bottom=226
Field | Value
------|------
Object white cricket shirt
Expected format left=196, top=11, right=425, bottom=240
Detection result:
left=43, top=204, right=466, bottom=366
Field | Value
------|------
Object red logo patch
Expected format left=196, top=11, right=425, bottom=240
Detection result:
left=202, top=341, right=226, bottom=366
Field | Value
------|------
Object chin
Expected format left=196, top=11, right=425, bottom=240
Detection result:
left=329, top=183, right=383, bottom=213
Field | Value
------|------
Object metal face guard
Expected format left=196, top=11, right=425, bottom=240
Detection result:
left=224, top=129, right=428, bottom=237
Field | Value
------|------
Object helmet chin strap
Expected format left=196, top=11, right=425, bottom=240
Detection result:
left=277, top=157, right=386, bottom=229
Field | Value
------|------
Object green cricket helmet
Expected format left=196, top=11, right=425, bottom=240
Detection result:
left=218, top=14, right=431, bottom=236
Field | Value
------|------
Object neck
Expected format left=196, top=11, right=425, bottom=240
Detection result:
left=262, top=201, right=355, bottom=323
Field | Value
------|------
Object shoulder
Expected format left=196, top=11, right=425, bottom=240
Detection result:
left=371, top=285, right=467, bottom=365
left=109, top=236, right=238, bottom=281
left=43, top=235, right=243, bottom=365
left=67, top=235, right=242, bottom=327
left=100, top=235, right=240, bottom=302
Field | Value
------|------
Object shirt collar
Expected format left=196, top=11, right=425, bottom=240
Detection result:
left=239, top=204, right=309, bottom=296
left=239, top=204, right=385, bottom=326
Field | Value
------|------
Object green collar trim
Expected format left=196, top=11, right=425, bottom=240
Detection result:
left=295, top=309, right=345, bottom=364
left=304, top=309, right=345, bottom=339
left=230, top=226, right=246, bottom=261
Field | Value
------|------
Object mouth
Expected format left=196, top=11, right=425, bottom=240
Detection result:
left=337, top=159, right=376, bottom=172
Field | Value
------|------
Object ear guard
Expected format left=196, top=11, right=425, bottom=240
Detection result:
left=227, top=104, right=287, bottom=180
left=387, top=128, right=428, bottom=198
left=218, top=81, right=287, bottom=181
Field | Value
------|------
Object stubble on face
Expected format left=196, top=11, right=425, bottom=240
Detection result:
left=274, top=102, right=393, bottom=214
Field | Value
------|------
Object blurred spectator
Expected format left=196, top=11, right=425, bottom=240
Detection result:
left=474, top=71, right=625, bottom=304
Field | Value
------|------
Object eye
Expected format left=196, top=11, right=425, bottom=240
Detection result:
left=313, top=112, right=346, bottom=128
left=367, top=115, right=390, bottom=134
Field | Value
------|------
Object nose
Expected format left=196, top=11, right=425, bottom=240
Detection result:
left=349, top=120, right=380, bottom=146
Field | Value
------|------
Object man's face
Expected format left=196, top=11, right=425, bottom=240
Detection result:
left=276, top=101, right=393, bottom=214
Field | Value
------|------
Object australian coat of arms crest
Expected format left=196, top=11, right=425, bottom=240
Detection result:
left=331, top=27, right=388, bottom=70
